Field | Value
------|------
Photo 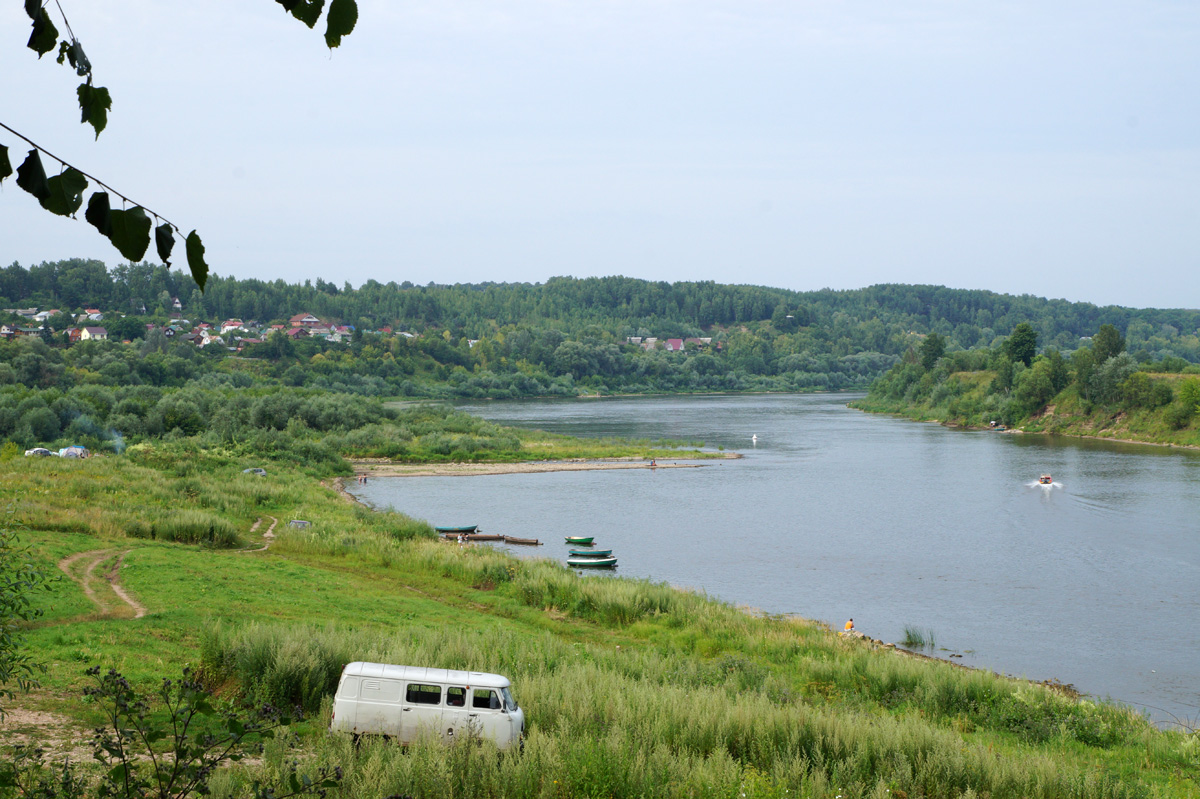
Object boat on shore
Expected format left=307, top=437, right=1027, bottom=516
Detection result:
left=502, top=536, right=542, bottom=546
left=568, top=548, right=612, bottom=557
left=567, top=555, right=617, bottom=569
left=436, top=525, right=478, bottom=533
left=564, top=536, right=595, bottom=545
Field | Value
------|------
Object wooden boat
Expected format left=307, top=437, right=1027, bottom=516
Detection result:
left=567, top=556, right=617, bottom=569
left=564, top=536, right=595, bottom=545
left=568, top=548, right=612, bottom=557
left=502, top=536, right=542, bottom=546
left=436, top=525, right=478, bottom=533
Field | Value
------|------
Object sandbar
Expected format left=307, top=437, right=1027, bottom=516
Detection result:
left=348, top=456, right=737, bottom=478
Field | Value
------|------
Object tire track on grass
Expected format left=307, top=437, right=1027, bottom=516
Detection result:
left=57, top=549, right=146, bottom=619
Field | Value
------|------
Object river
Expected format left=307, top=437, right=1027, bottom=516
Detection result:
left=351, top=392, right=1200, bottom=725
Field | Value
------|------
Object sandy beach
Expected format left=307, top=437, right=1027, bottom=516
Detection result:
left=347, top=455, right=738, bottom=478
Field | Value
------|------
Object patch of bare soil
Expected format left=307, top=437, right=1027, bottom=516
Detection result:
left=240, top=515, right=279, bottom=553
left=58, top=549, right=146, bottom=620
left=348, top=459, right=727, bottom=478
left=0, top=706, right=92, bottom=763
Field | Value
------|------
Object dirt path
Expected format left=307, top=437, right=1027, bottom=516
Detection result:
left=57, top=549, right=146, bottom=619
left=240, top=515, right=279, bottom=553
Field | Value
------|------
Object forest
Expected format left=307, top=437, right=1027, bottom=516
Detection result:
left=3, top=258, right=1200, bottom=454
left=853, top=322, right=1200, bottom=446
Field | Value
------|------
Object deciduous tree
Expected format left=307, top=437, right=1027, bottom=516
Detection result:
left=2, top=1, right=359, bottom=289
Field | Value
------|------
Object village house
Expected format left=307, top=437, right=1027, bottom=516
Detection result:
left=640, top=337, right=659, bottom=351
left=65, top=327, right=83, bottom=343
left=220, top=319, right=245, bottom=334
left=289, top=312, right=323, bottom=328
left=663, top=338, right=685, bottom=352
left=80, top=326, right=108, bottom=341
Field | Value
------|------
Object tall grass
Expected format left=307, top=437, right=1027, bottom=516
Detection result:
left=901, top=625, right=937, bottom=650
left=200, top=623, right=1155, bottom=799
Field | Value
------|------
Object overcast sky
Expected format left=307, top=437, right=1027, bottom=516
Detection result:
left=3, top=1, right=1198, bottom=308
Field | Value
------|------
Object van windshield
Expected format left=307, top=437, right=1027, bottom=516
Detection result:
left=500, top=687, right=517, bottom=711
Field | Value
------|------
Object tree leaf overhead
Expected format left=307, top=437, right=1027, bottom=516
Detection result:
left=40, top=167, right=88, bottom=216
left=324, top=0, right=358, bottom=48
left=155, top=223, right=176, bottom=266
left=186, top=230, right=209, bottom=291
left=77, top=83, right=112, bottom=138
left=85, top=191, right=113, bottom=236
left=281, top=0, right=325, bottom=29
left=0, top=146, right=11, bottom=182
left=26, top=7, right=58, bottom=57
left=108, top=206, right=153, bottom=262
left=15, top=149, right=50, bottom=202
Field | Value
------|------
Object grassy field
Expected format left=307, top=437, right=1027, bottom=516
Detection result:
left=2, top=449, right=1197, bottom=798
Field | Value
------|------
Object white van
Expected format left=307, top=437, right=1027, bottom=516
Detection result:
left=329, top=662, right=525, bottom=750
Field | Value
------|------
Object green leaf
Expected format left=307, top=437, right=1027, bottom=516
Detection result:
left=185, top=231, right=209, bottom=290
left=155, top=223, right=175, bottom=265
left=24, top=0, right=40, bottom=20
left=0, top=146, right=11, bottom=183
left=288, top=0, right=325, bottom=28
left=77, top=83, right=112, bottom=138
left=58, top=39, right=92, bottom=76
left=27, top=8, right=58, bottom=57
left=324, top=0, right=357, bottom=47
left=41, top=168, right=88, bottom=216
left=15, top=150, right=50, bottom=202
left=275, top=0, right=302, bottom=10
left=108, top=206, right=152, bottom=262
left=85, top=191, right=113, bottom=236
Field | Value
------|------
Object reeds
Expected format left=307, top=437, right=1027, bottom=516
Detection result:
left=901, top=625, right=936, bottom=650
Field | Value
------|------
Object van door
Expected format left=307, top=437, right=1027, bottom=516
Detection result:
left=442, top=685, right=471, bottom=742
left=356, top=678, right=403, bottom=737
left=401, top=682, right=444, bottom=743
left=469, top=687, right=507, bottom=745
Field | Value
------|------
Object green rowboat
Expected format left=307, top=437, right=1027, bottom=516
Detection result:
left=567, top=556, right=617, bottom=569
left=564, top=536, right=594, bottom=545
left=568, top=548, right=612, bottom=557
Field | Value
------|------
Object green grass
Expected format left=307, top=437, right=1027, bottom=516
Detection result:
left=901, top=625, right=937, bottom=650
left=3, top=447, right=1198, bottom=799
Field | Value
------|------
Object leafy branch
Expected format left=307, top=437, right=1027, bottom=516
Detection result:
left=5, top=0, right=359, bottom=291
left=0, top=667, right=342, bottom=799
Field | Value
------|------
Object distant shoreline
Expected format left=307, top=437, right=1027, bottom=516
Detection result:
left=346, top=455, right=739, bottom=478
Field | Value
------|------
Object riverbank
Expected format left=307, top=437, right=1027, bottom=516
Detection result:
left=5, top=449, right=1197, bottom=797
left=346, top=454, right=739, bottom=478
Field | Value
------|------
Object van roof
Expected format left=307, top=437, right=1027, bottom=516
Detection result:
left=342, top=662, right=511, bottom=689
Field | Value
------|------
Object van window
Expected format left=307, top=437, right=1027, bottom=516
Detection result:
left=360, top=679, right=401, bottom=702
left=446, top=686, right=467, bottom=707
left=338, top=677, right=359, bottom=699
left=406, top=683, right=442, bottom=705
left=500, top=686, right=517, bottom=711
left=472, top=689, right=501, bottom=710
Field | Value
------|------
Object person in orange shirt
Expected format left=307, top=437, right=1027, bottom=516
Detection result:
left=844, top=618, right=854, bottom=632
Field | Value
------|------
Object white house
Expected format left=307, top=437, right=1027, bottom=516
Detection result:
left=80, top=326, right=108, bottom=341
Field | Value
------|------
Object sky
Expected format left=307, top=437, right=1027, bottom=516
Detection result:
left=3, top=1, right=1199, bottom=309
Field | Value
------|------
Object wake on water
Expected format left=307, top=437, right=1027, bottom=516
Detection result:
left=1027, top=480, right=1063, bottom=489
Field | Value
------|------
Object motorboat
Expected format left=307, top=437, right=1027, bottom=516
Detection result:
left=1038, top=474, right=1053, bottom=485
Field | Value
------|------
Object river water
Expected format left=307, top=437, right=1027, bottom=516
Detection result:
left=352, top=393, right=1200, bottom=725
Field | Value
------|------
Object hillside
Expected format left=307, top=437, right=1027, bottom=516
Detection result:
left=4, top=262, right=1200, bottom=401
left=852, top=324, right=1200, bottom=449
left=2, top=442, right=1197, bottom=798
